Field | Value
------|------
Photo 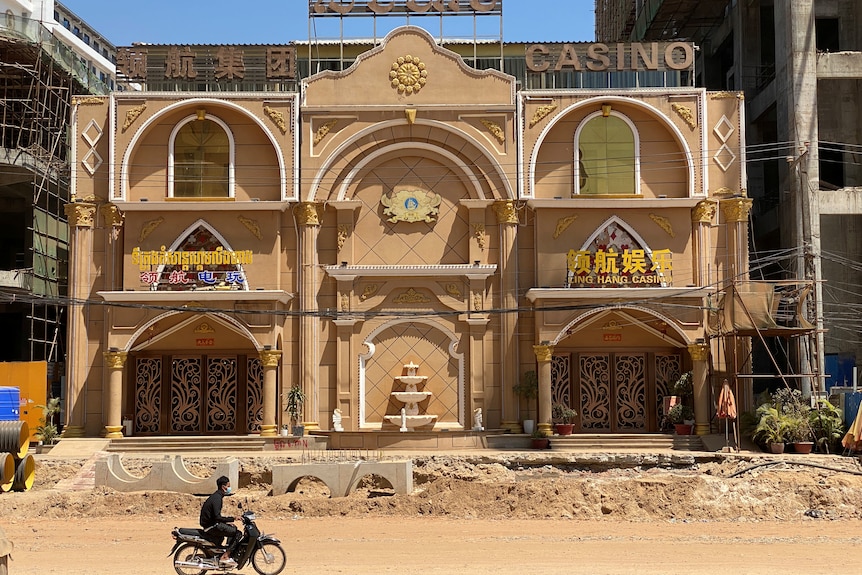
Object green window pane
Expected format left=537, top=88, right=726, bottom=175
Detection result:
left=173, top=119, right=230, bottom=198
left=578, top=115, right=635, bottom=195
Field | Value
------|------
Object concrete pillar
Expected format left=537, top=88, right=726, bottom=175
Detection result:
left=688, top=342, right=711, bottom=435
left=493, top=200, right=520, bottom=433
left=259, top=349, right=282, bottom=437
left=295, top=202, right=322, bottom=430
left=691, top=200, right=717, bottom=286
left=534, top=343, right=553, bottom=436
left=102, top=351, right=127, bottom=438
left=62, top=202, right=97, bottom=438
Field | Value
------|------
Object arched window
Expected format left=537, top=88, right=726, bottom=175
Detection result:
left=169, top=116, right=233, bottom=198
left=574, top=112, right=638, bottom=196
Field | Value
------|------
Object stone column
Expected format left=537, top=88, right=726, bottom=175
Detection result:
left=688, top=342, right=711, bottom=435
left=259, top=349, right=282, bottom=437
left=534, top=343, right=554, bottom=436
left=691, top=200, right=716, bottom=286
left=294, top=202, right=322, bottom=430
left=493, top=200, right=520, bottom=433
left=100, top=204, right=124, bottom=290
left=103, top=351, right=127, bottom=438
left=720, top=197, right=753, bottom=283
left=62, top=202, right=97, bottom=438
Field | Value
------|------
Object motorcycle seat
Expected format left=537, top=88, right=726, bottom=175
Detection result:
left=177, top=527, right=221, bottom=545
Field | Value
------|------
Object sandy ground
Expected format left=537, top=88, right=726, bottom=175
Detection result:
left=2, top=453, right=862, bottom=574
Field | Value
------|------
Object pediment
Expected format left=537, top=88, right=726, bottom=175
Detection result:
left=303, top=26, right=515, bottom=107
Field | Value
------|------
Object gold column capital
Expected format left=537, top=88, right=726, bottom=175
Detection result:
left=100, top=203, right=125, bottom=228
left=533, top=344, right=554, bottom=363
left=259, top=349, right=282, bottom=367
left=720, top=197, right=753, bottom=223
left=688, top=342, right=710, bottom=362
left=691, top=200, right=717, bottom=224
left=64, top=202, right=97, bottom=228
left=294, top=202, right=322, bottom=226
left=492, top=200, right=518, bottom=225
left=103, top=350, right=128, bottom=369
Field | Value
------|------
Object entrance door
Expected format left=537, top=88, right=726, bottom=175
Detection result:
left=577, top=352, right=647, bottom=432
left=132, top=354, right=264, bottom=435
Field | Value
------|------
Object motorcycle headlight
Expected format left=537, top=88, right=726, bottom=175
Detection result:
left=246, top=513, right=256, bottom=521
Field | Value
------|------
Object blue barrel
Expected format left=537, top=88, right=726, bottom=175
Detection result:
left=844, top=392, right=862, bottom=428
left=0, top=387, right=19, bottom=421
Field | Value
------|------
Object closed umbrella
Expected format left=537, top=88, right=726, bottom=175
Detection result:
left=841, top=401, right=862, bottom=453
left=716, top=379, right=738, bottom=451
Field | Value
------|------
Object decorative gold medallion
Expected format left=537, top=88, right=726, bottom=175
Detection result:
left=390, top=55, right=427, bottom=94
left=381, top=189, right=441, bottom=223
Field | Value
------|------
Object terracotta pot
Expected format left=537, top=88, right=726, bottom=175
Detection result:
left=673, top=423, right=693, bottom=435
left=792, top=441, right=814, bottom=454
left=531, top=438, right=550, bottom=449
left=554, top=423, right=574, bottom=436
left=768, top=442, right=785, bottom=454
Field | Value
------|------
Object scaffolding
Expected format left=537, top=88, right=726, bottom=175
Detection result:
left=0, top=14, right=102, bottom=370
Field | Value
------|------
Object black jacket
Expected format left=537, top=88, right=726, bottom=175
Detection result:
left=200, top=489, right=234, bottom=529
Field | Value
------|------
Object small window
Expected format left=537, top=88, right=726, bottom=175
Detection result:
left=815, top=18, right=840, bottom=52
left=83, top=33, right=90, bottom=44
left=170, top=118, right=232, bottom=198
left=63, top=18, right=69, bottom=29
left=73, top=26, right=79, bottom=36
left=93, top=41, right=99, bottom=52
left=54, top=11, right=59, bottom=21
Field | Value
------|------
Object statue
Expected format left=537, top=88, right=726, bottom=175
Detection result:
left=332, top=408, right=344, bottom=432
left=473, top=407, right=484, bottom=431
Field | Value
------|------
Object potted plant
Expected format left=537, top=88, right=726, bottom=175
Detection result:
left=772, top=387, right=813, bottom=453
left=285, top=384, right=306, bottom=437
left=808, top=398, right=844, bottom=454
left=753, top=404, right=790, bottom=453
left=35, top=396, right=61, bottom=451
left=552, top=403, right=577, bottom=436
left=513, top=370, right=538, bottom=434
left=672, top=371, right=693, bottom=398
left=530, top=427, right=550, bottom=449
left=668, top=403, right=694, bottom=435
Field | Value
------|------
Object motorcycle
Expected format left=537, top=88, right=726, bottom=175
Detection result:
left=169, top=501, right=287, bottom=575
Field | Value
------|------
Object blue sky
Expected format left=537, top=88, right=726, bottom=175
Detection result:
left=61, top=0, right=595, bottom=46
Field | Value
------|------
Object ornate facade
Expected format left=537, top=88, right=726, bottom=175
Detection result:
left=67, top=27, right=748, bottom=446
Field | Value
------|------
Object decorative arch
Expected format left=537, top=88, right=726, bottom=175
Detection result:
left=358, top=318, right=465, bottom=428
left=168, top=114, right=235, bottom=198
left=118, top=97, right=290, bottom=200
left=527, top=95, right=698, bottom=198
left=308, top=118, right=514, bottom=201
left=550, top=305, right=692, bottom=346
left=125, top=310, right=263, bottom=353
left=574, top=110, right=640, bottom=196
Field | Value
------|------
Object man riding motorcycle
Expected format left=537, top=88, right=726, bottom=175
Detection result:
left=200, top=476, right=239, bottom=568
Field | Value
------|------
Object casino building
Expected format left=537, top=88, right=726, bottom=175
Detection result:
left=65, top=3, right=755, bottom=446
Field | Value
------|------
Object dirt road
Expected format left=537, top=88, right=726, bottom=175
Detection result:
left=5, top=517, right=862, bottom=575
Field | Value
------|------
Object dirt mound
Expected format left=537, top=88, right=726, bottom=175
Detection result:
left=4, top=455, right=862, bottom=524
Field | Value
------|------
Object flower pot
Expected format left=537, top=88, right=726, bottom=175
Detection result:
left=292, top=425, right=305, bottom=437
left=554, top=423, right=574, bottom=436
left=522, top=420, right=535, bottom=435
left=792, top=441, right=814, bottom=454
left=531, top=438, right=550, bottom=449
left=768, top=442, right=785, bottom=454
left=673, top=423, right=693, bottom=435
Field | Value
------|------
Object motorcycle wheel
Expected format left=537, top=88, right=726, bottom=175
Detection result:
left=251, top=541, right=287, bottom=575
left=173, top=543, right=208, bottom=575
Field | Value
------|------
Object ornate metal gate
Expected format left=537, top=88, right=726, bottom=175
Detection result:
left=133, top=354, right=263, bottom=435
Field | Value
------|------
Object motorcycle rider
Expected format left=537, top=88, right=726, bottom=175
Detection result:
left=200, top=475, right=239, bottom=568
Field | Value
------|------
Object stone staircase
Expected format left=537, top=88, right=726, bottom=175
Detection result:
left=106, top=436, right=267, bottom=454
left=549, top=433, right=703, bottom=451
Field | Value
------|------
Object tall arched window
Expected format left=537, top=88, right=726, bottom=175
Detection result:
left=574, top=112, right=638, bottom=196
left=169, top=116, right=233, bottom=198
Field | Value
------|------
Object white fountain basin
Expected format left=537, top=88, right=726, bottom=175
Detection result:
left=398, top=375, right=427, bottom=385
left=391, top=391, right=431, bottom=403
left=384, top=414, right=437, bottom=427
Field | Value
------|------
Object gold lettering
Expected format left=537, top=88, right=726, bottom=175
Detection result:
left=586, top=43, right=610, bottom=71
left=554, top=44, right=582, bottom=71
left=665, top=42, right=694, bottom=70
left=526, top=44, right=550, bottom=72
left=633, top=42, right=659, bottom=71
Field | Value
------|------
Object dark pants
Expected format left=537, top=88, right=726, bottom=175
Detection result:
left=207, top=522, right=240, bottom=555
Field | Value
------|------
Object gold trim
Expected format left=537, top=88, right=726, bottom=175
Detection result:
left=472, top=223, right=487, bottom=251
left=601, top=320, right=623, bottom=331
left=138, top=216, right=164, bottom=242
left=313, top=119, right=338, bottom=145
left=393, top=288, right=430, bottom=304
left=337, top=224, right=349, bottom=251
left=405, top=109, right=417, bottom=125
left=553, top=215, right=578, bottom=239
left=238, top=215, right=263, bottom=240
left=103, top=351, right=128, bottom=369
left=692, top=200, right=717, bottom=224
left=671, top=103, right=697, bottom=129
left=194, top=322, right=216, bottom=334
left=712, top=187, right=734, bottom=197
left=73, top=97, right=104, bottom=106
left=381, top=189, right=441, bottom=223
left=100, top=204, right=124, bottom=228
left=688, top=343, right=709, bottom=361
left=649, top=213, right=675, bottom=238
left=710, top=92, right=744, bottom=100
left=473, top=292, right=482, bottom=311
left=480, top=119, right=505, bottom=144
left=533, top=344, right=553, bottom=363
left=529, top=104, right=557, bottom=128
left=259, top=349, right=282, bottom=367
left=359, top=284, right=378, bottom=301
left=720, top=197, right=753, bottom=223
left=64, top=203, right=96, bottom=228
left=493, top=200, right=518, bottom=225
left=294, top=202, right=322, bottom=226
left=263, top=105, right=287, bottom=134
left=390, top=55, right=427, bottom=94
left=445, top=283, right=462, bottom=299
left=122, top=104, right=147, bottom=133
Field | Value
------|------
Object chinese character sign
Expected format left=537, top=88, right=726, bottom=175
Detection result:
left=566, top=248, right=672, bottom=287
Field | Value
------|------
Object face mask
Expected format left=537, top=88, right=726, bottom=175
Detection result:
left=225, top=487, right=232, bottom=494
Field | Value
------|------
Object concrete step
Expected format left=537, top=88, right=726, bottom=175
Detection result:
left=487, top=432, right=704, bottom=451
left=106, top=436, right=267, bottom=453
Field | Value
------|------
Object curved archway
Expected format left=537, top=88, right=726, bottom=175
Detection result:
left=168, top=114, right=235, bottom=198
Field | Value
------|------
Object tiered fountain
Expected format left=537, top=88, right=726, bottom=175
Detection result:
left=384, top=361, right=436, bottom=431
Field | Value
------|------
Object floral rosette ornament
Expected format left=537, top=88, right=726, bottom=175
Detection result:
left=390, top=55, right=427, bottom=94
